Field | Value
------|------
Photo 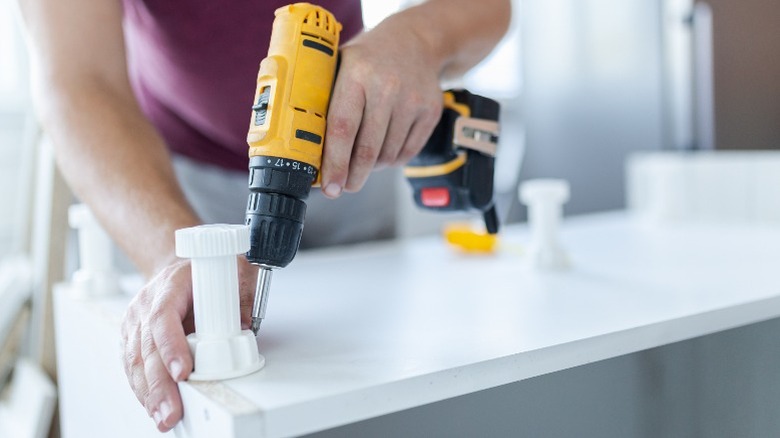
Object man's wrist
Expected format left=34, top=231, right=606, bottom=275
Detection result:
left=146, top=217, right=202, bottom=278
left=385, top=0, right=511, bottom=79
left=381, top=8, right=452, bottom=76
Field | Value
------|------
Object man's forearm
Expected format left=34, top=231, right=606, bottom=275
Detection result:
left=41, top=77, right=200, bottom=277
left=394, top=0, right=511, bottom=79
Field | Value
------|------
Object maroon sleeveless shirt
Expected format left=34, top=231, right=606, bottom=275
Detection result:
left=121, top=1, right=363, bottom=171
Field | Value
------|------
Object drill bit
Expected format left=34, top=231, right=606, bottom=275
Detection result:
left=250, top=267, right=273, bottom=335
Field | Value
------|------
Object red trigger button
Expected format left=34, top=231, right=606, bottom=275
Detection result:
left=421, top=187, right=450, bottom=207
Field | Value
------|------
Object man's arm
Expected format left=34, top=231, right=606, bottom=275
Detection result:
left=17, top=0, right=213, bottom=431
left=320, top=0, right=511, bottom=197
left=18, top=0, right=198, bottom=276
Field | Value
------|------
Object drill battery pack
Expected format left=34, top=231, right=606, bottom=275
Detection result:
left=404, top=89, right=501, bottom=234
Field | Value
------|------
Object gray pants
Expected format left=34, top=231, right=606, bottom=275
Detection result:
left=172, top=154, right=397, bottom=249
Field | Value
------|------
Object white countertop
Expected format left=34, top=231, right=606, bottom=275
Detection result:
left=171, top=212, right=780, bottom=437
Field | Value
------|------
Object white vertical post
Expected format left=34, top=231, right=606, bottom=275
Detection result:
left=190, top=256, right=240, bottom=339
left=520, top=179, right=571, bottom=270
left=175, top=224, right=264, bottom=380
left=68, top=204, right=120, bottom=297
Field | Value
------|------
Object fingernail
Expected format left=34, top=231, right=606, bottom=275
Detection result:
left=324, top=183, right=342, bottom=198
left=152, top=409, right=163, bottom=426
left=159, top=400, right=173, bottom=423
left=170, top=359, right=183, bottom=381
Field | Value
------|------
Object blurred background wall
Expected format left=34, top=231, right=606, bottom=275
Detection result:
left=2, top=0, right=780, bottom=436
left=0, top=0, right=31, bottom=258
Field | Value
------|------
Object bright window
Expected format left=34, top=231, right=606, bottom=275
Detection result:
left=361, top=0, right=404, bottom=29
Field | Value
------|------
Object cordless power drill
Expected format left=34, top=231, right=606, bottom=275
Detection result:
left=245, top=3, right=500, bottom=334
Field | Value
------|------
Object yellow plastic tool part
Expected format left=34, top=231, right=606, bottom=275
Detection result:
left=442, top=90, right=470, bottom=118
left=443, top=223, right=499, bottom=253
left=246, top=3, right=341, bottom=185
left=403, top=91, right=470, bottom=179
left=403, top=152, right=467, bottom=179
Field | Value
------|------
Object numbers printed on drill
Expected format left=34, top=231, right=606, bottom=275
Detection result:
left=266, top=157, right=316, bottom=175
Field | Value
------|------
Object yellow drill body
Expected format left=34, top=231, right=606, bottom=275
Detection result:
left=247, top=3, right=341, bottom=184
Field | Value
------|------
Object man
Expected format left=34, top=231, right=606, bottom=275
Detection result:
left=19, top=0, right=509, bottom=431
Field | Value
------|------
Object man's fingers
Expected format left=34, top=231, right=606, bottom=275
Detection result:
left=238, top=258, right=259, bottom=328
left=322, top=76, right=365, bottom=198
left=142, top=345, right=184, bottom=432
left=395, top=104, right=441, bottom=166
left=123, top=325, right=150, bottom=407
left=375, top=106, right=414, bottom=169
left=148, top=305, right=192, bottom=383
left=148, top=265, right=194, bottom=382
left=344, top=90, right=393, bottom=192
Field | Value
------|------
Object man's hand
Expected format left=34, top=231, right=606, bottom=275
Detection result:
left=121, top=258, right=258, bottom=432
left=320, top=15, right=444, bottom=199
left=319, top=0, right=510, bottom=200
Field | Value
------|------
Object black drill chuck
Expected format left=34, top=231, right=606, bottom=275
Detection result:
left=245, top=155, right=316, bottom=268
